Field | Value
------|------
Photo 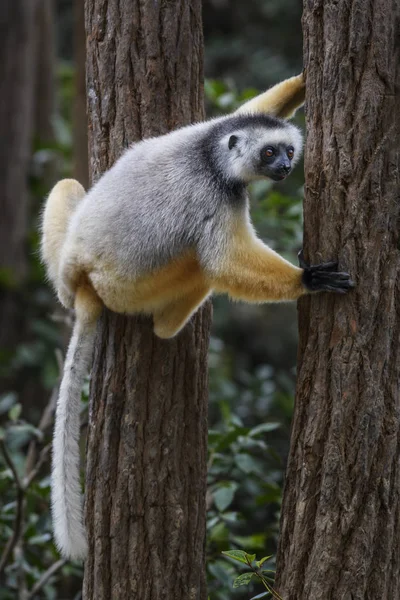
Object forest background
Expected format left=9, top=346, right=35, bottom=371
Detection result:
left=0, top=1, right=304, bottom=598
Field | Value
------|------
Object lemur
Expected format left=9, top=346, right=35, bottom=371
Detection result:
left=41, top=73, right=354, bottom=560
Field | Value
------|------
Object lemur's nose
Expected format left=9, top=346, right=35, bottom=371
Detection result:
left=277, top=163, right=291, bottom=175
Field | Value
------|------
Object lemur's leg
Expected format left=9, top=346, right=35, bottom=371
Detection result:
left=206, top=235, right=353, bottom=303
left=235, top=73, right=305, bottom=119
left=58, top=255, right=83, bottom=309
left=153, top=286, right=211, bottom=339
left=41, top=179, right=85, bottom=292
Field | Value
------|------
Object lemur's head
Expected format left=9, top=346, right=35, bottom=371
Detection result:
left=217, top=114, right=303, bottom=184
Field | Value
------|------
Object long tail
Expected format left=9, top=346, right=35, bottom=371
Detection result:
left=51, top=288, right=100, bottom=560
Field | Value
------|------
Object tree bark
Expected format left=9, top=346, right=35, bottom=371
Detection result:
left=83, top=2, right=210, bottom=599
left=275, top=1, right=400, bottom=598
left=33, top=0, right=55, bottom=146
left=0, top=0, right=35, bottom=350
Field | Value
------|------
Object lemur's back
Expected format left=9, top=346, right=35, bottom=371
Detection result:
left=66, top=117, right=236, bottom=278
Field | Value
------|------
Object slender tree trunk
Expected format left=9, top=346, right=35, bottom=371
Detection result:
left=0, top=1, right=35, bottom=350
left=83, top=2, right=210, bottom=599
left=33, top=0, right=55, bottom=146
left=275, top=1, right=400, bottom=598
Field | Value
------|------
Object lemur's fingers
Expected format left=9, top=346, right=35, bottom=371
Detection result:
left=302, top=266, right=355, bottom=294
left=298, top=249, right=306, bottom=268
left=298, top=250, right=338, bottom=272
left=299, top=252, right=355, bottom=293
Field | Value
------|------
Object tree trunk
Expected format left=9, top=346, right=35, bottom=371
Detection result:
left=33, top=0, right=55, bottom=146
left=83, top=2, right=210, bottom=599
left=73, top=0, right=89, bottom=189
left=0, top=0, right=35, bottom=350
left=275, top=1, right=400, bottom=598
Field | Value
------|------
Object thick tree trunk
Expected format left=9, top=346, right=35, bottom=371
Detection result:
left=83, top=2, right=210, bottom=599
left=275, top=1, right=400, bottom=598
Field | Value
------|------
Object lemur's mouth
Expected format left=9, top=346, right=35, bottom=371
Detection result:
left=269, top=173, right=288, bottom=182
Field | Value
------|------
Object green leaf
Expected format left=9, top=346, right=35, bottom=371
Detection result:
left=214, top=427, right=249, bottom=451
left=249, top=423, right=280, bottom=436
left=245, top=552, right=256, bottom=563
left=208, top=560, right=234, bottom=586
left=209, top=521, right=229, bottom=543
left=221, top=550, right=248, bottom=565
left=233, top=572, right=255, bottom=588
left=213, top=482, right=238, bottom=512
left=221, top=511, right=239, bottom=523
left=0, top=392, right=18, bottom=416
left=6, top=423, right=43, bottom=449
left=256, top=555, right=273, bottom=569
left=28, top=533, right=52, bottom=545
left=206, top=515, right=219, bottom=530
left=9, top=403, right=22, bottom=421
left=234, top=453, right=260, bottom=474
left=233, top=533, right=266, bottom=550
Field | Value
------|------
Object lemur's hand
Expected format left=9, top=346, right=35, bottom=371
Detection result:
left=298, top=250, right=355, bottom=294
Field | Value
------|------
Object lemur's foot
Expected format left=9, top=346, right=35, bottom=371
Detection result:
left=298, top=249, right=355, bottom=294
left=58, top=284, right=75, bottom=309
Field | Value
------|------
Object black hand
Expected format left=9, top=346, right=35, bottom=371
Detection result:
left=298, top=249, right=355, bottom=294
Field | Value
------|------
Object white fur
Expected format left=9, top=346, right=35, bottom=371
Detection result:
left=219, top=124, right=303, bottom=182
left=51, top=319, right=96, bottom=560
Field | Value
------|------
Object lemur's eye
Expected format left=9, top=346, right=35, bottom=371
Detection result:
left=264, top=147, right=275, bottom=158
left=287, top=146, right=294, bottom=160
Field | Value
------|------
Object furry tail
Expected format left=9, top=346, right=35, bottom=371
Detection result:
left=52, top=286, right=102, bottom=560
left=41, top=179, right=85, bottom=291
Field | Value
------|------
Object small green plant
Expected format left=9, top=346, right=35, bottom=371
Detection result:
left=222, top=549, right=283, bottom=599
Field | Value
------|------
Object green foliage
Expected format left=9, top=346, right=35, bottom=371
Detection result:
left=222, top=549, right=282, bottom=599
left=0, top=388, right=85, bottom=599
left=206, top=337, right=292, bottom=599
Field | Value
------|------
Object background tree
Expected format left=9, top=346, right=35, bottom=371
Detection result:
left=82, top=1, right=211, bottom=599
left=0, top=0, right=56, bottom=402
left=275, top=1, right=400, bottom=598
left=0, top=1, right=35, bottom=360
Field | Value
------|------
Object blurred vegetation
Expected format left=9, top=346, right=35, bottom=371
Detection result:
left=0, top=1, right=303, bottom=598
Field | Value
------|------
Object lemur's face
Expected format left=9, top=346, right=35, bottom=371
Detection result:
left=225, top=123, right=302, bottom=183
left=257, top=143, right=295, bottom=181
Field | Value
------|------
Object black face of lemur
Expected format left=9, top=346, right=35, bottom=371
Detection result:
left=259, top=143, right=295, bottom=181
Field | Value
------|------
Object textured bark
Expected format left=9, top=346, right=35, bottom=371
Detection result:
left=275, top=1, right=400, bottom=599
left=83, top=2, right=210, bottom=599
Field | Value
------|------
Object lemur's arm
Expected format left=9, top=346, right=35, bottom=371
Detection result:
left=236, top=73, right=305, bottom=119
left=205, top=225, right=353, bottom=302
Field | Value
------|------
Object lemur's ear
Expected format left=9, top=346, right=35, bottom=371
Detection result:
left=228, top=135, right=238, bottom=149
